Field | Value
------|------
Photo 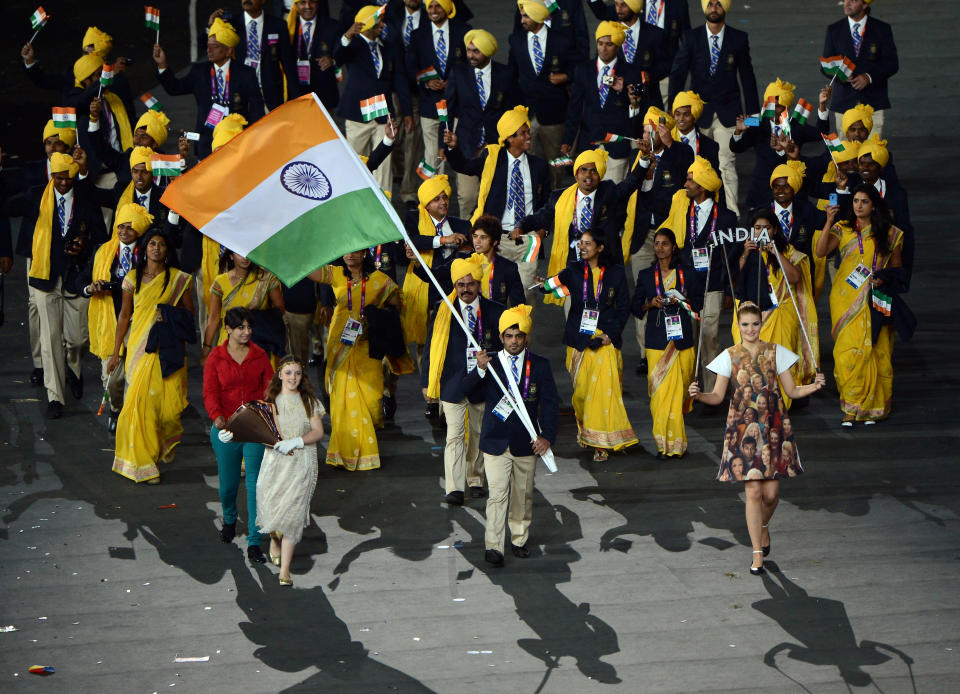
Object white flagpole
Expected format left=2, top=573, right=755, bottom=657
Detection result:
left=693, top=244, right=714, bottom=386
left=769, top=244, right=819, bottom=373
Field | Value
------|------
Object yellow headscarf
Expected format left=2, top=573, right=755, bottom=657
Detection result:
left=499, top=304, right=533, bottom=334
left=212, top=113, right=247, bottom=151
left=595, top=21, right=627, bottom=46
left=497, top=105, right=529, bottom=145
left=431, top=0, right=457, bottom=19
left=43, top=120, right=77, bottom=147
left=574, top=148, right=609, bottom=179
left=701, top=0, right=732, bottom=11
left=658, top=157, right=721, bottom=249
left=135, top=110, right=170, bottom=147
left=418, top=175, right=451, bottom=209
left=355, top=5, right=383, bottom=31
left=73, top=53, right=104, bottom=87
left=642, top=106, right=676, bottom=131
left=465, top=29, right=497, bottom=57
left=209, top=17, right=240, bottom=48
left=286, top=6, right=298, bottom=41
left=111, top=146, right=155, bottom=240
left=472, top=107, right=531, bottom=223
left=426, top=250, right=482, bottom=398
left=763, top=78, right=796, bottom=110
left=841, top=103, right=874, bottom=137
left=82, top=27, right=113, bottom=57
left=770, top=160, right=806, bottom=193
left=29, top=154, right=80, bottom=281
left=517, top=0, right=550, bottom=23
left=858, top=134, right=889, bottom=168
left=451, top=253, right=485, bottom=283
left=114, top=202, right=154, bottom=236
left=672, top=91, right=705, bottom=121
left=835, top=139, right=860, bottom=164
left=689, top=155, right=722, bottom=192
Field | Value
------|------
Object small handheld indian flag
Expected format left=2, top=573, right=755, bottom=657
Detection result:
left=821, top=132, right=845, bottom=153
left=100, top=63, right=115, bottom=87
left=760, top=96, right=778, bottom=120
left=145, top=6, right=160, bottom=31
left=151, top=153, right=182, bottom=177
left=521, top=234, right=541, bottom=263
left=545, top=0, right=560, bottom=12
left=140, top=93, right=163, bottom=111
left=791, top=98, right=813, bottom=125
left=360, top=94, right=389, bottom=122
left=819, top=55, right=855, bottom=83
left=416, top=67, right=440, bottom=83
left=549, top=155, right=573, bottom=168
left=776, top=109, right=792, bottom=140
left=435, top=99, right=448, bottom=123
left=597, top=133, right=626, bottom=143
left=543, top=275, right=569, bottom=299
left=416, top=158, right=437, bottom=180
left=52, top=107, right=76, bottom=128
left=29, top=6, right=49, bottom=29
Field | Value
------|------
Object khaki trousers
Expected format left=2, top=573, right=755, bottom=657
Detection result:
left=836, top=109, right=884, bottom=139
left=701, top=115, right=739, bottom=216
left=440, top=398, right=485, bottom=493
left=496, top=234, right=540, bottom=311
left=31, top=277, right=89, bottom=404
left=346, top=119, right=392, bottom=193
left=530, top=117, right=565, bottom=189
left=395, top=95, right=423, bottom=202
left=699, top=289, right=724, bottom=392
left=94, top=170, right=119, bottom=231
left=27, top=260, right=42, bottom=368
left=601, top=154, right=630, bottom=184
left=100, top=358, right=125, bottom=413
left=484, top=447, right=536, bottom=552
left=284, top=311, right=314, bottom=366
left=455, top=172, right=480, bottom=220
left=420, top=117, right=446, bottom=179
left=629, top=233, right=656, bottom=355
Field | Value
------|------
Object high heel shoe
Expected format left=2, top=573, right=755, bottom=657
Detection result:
left=271, top=552, right=281, bottom=566
left=750, top=550, right=765, bottom=575
left=761, top=523, right=770, bottom=557
left=278, top=575, right=293, bottom=586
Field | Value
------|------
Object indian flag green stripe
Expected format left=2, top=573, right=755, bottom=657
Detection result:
left=544, top=275, right=569, bottom=298
left=761, top=97, right=777, bottom=119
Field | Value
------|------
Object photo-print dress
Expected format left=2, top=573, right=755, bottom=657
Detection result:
left=707, top=341, right=803, bottom=482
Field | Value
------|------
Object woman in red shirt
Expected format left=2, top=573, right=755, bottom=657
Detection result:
left=203, top=307, right=274, bottom=563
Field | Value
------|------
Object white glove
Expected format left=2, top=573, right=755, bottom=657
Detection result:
left=274, top=437, right=304, bottom=455
left=217, top=428, right=234, bottom=443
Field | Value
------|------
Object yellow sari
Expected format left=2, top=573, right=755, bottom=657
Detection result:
left=646, top=269, right=695, bottom=456
left=829, top=223, right=903, bottom=421
left=112, top=269, right=193, bottom=482
left=210, top=269, right=281, bottom=345
left=315, top=266, right=399, bottom=471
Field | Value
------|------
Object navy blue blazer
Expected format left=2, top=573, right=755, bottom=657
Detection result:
left=156, top=61, right=265, bottom=157
left=584, top=5, right=670, bottom=80
left=405, top=19, right=471, bottom=120
left=631, top=261, right=704, bottom=350
left=444, top=146, right=550, bottom=222
left=678, top=130, right=719, bottom=170
left=288, top=15, right=342, bottom=111
left=628, top=141, right=695, bottom=253
left=668, top=25, right=760, bottom=128
left=334, top=34, right=412, bottom=122
left=419, top=250, right=525, bottom=308
left=444, top=61, right=515, bottom=156
left=729, top=118, right=821, bottom=210
left=420, top=296, right=505, bottom=404
left=512, top=0, right=590, bottom=63
left=676, top=201, right=740, bottom=294
left=822, top=16, right=898, bottom=111
left=761, top=198, right=826, bottom=287
left=547, top=260, right=631, bottom=350
left=588, top=0, right=690, bottom=61
left=462, top=350, right=559, bottom=457
left=507, top=28, right=574, bottom=127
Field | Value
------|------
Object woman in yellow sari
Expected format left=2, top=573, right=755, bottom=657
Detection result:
left=732, top=209, right=819, bottom=408
left=816, top=184, right=904, bottom=426
left=631, top=230, right=702, bottom=458
left=108, top=230, right=195, bottom=483
left=308, top=252, right=402, bottom=471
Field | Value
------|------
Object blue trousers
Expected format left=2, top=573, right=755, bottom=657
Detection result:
left=211, top=428, right=265, bottom=546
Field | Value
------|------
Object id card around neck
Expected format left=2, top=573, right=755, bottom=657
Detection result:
left=665, top=314, right=683, bottom=340
left=204, top=103, right=229, bottom=129
left=845, top=263, right=871, bottom=290
left=692, top=247, right=709, bottom=271
left=579, top=309, right=599, bottom=335
left=492, top=394, right=515, bottom=421
left=340, top=318, right=362, bottom=345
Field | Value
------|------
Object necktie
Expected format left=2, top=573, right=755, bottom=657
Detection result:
left=119, top=246, right=132, bottom=278
left=248, top=20, right=260, bottom=63
left=598, top=65, right=610, bottom=108
left=623, top=27, right=636, bottom=63
left=779, top=209, right=792, bottom=239
left=216, top=67, right=225, bottom=101
left=693, top=204, right=702, bottom=243
left=709, top=34, right=720, bottom=76
left=466, top=305, right=477, bottom=334
left=436, top=29, right=447, bottom=75
left=404, top=16, right=413, bottom=47
left=852, top=22, right=862, bottom=57
left=370, top=40, right=381, bottom=76
left=579, top=196, right=592, bottom=232
left=532, top=34, right=544, bottom=75
left=136, top=193, right=147, bottom=206
left=681, top=135, right=689, bottom=145
left=647, top=0, right=659, bottom=25
left=476, top=69, right=487, bottom=145
left=56, top=196, right=66, bottom=234
left=509, top=159, right=524, bottom=224
left=510, top=355, right=520, bottom=384
left=302, top=21, right=312, bottom=51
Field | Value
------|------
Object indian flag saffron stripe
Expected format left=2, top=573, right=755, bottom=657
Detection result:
left=416, top=158, right=437, bottom=180
left=100, top=64, right=114, bottom=86
left=360, top=94, right=389, bottom=122
left=521, top=234, right=541, bottom=263
left=145, top=6, right=160, bottom=30
left=160, top=93, right=404, bottom=286
left=151, top=154, right=181, bottom=177
left=436, top=99, right=448, bottom=123
left=52, top=107, right=76, bottom=128
left=820, top=55, right=855, bottom=82
left=821, top=133, right=845, bottom=152
left=792, top=98, right=813, bottom=125
left=416, top=67, right=440, bottom=83
left=543, top=275, right=569, bottom=299
left=140, top=93, right=163, bottom=111
left=30, top=6, right=48, bottom=29
left=600, top=133, right=625, bottom=143
left=761, top=96, right=777, bottom=119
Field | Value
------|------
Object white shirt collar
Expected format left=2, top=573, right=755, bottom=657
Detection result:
left=475, top=62, right=491, bottom=77
left=244, top=11, right=264, bottom=28
left=214, top=57, right=231, bottom=72
left=460, top=296, right=480, bottom=312
left=597, top=56, right=618, bottom=71
left=499, top=348, right=527, bottom=376
left=432, top=19, right=449, bottom=35
left=506, top=150, right=526, bottom=166
left=577, top=188, right=597, bottom=203
left=429, top=213, right=447, bottom=229
left=847, top=15, right=867, bottom=33
left=694, top=197, right=714, bottom=215
left=774, top=201, right=793, bottom=215
left=530, top=24, right=548, bottom=39
left=55, top=187, right=74, bottom=203
left=707, top=24, right=725, bottom=44
left=119, top=240, right=136, bottom=252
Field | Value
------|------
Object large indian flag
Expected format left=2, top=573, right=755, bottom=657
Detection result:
left=160, top=93, right=403, bottom=286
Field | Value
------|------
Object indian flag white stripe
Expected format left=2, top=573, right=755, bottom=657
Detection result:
left=52, top=107, right=76, bottom=127
left=522, top=234, right=541, bottom=263
left=544, top=275, right=569, bottom=298
left=30, top=7, right=48, bottom=29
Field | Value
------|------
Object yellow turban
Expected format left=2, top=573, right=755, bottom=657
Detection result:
left=418, top=174, right=452, bottom=206
left=701, top=0, right=732, bottom=11
left=42, top=120, right=77, bottom=147
left=834, top=139, right=860, bottom=164
left=770, top=160, right=806, bottom=193
left=355, top=6, right=382, bottom=31
left=497, top=105, right=530, bottom=144
left=499, top=304, right=533, bottom=335
left=622, top=0, right=644, bottom=12
left=208, top=17, right=240, bottom=48
left=688, top=156, right=721, bottom=193
left=129, top=146, right=154, bottom=172
left=595, top=21, right=627, bottom=46
left=763, top=78, right=796, bottom=110
left=465, top=29, right=498, bottom=57
left=430, top=0, right=457, bottom=19
left=858, top=134, right=889, bottom=168
left=841, top=103, right=874, bottom=137
left=642, top=106, right=676, bottom=131
left=517, top=0, right=550, bottom=23
left=212, top=113, right=247, bottom=151
left=82, top=27, right=113, bottom=57
left=135, top=110, right=170, bottom=147
left=450, top=253, right=485, bottom=284
left=574, top=149, right=609, bottom=180
left=50, top=153, right=80, bottom=178
left=73, top=53, right=104, bottom=87
left=114, top=203, right=154, bottom=237
left=672, top=91, right=705, bottom=121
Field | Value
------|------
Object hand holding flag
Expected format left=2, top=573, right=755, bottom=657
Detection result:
left=820, top=55, right=855, bottom=85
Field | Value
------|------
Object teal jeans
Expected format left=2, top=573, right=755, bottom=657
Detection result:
left=211, top=427, right=265, bottom=546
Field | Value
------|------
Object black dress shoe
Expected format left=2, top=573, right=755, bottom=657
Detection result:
left=510, top=543, right=531, bottom=559
left=108, top=411, right=119, bottom=434
left=30, top=368, right=44, bottom=385
left=382, top=395, right=397, bottom=420
left=635, top=358, right=648, bottom=376
left=66, top=370, right=83, bottom=399
left=484, top=549, right=504, bottom=567
left=46, top=401, right=63, bottom=420
left=444, top=491, right=464, bottom=506
left=247, top=545, right=267, bottom=564
left=219, top=522, right=236, bottom=543
left=469, top=486, right=487, bottom=499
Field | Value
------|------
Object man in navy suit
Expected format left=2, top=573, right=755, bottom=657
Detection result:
left=466, top=305, right=559, bottom=566
left=671, top=91, right=719, bottom=171
left=586, top=0, right=670, bottom=82
left=153, top=20, right=265, bottom=158
left=511, top=0, right=590, bottom=63
left=421, top=255, right=505, bottom=505
left=821, top=0, right=898, bottom=138
left=668, top=0, right=760, bottom=216
left=443, top=29, right=513, bottom=218
left=286, top=0, right=341, bottom=111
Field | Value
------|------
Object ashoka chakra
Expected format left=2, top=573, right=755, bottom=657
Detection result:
left=280, top=161, right=332, bottom=201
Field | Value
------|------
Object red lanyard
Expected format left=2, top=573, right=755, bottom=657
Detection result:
left=654, top=265, right=684, bottom=297
left=582, top=263, right=604, bottom=306
left=688, top=202, right=717, bottom=247
left=510, top=353, right=532, bottom=399
left=347, top=274, right=367, bottom=317
left=373, top=245, right=382, bottom=269
left=486, top=258, right=495, bottom=299
left=210, top=66, right=230, bottom=104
